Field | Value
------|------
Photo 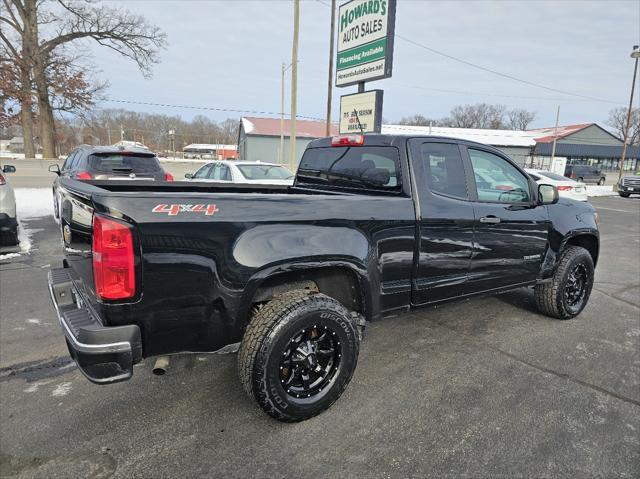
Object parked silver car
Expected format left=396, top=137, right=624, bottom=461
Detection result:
left=0, top=164, right=18, bottom=246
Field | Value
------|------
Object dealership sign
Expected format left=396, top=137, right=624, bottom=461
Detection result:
left=339, top=90, right=383, bottom=134
left=336, top=0, right=396, bottom=87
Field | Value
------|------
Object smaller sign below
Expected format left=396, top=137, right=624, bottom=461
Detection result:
left=339, top=90, right=383, bottom=134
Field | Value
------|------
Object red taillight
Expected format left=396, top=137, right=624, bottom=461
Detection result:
left=331, top=135, right=364, bottom=146
left=92, top=215, right=135, bottom=300
left=0, top=173, right=5, bottom=185
left=164, top=172, right=174, bottom=181
left=557, top=186, right=573, bottom=191
left=76, top=171, right=92, bottom=180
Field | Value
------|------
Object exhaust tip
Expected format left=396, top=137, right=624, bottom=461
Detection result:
left=152, top=356, right=170, bottom=376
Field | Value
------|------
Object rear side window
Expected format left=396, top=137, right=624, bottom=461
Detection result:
left=88, top=154, right=162, bottom=174
left=193, top=164, right=213, bottom=179
left=419, top=143, right=468, bottom=199
left=237, top=164, right=293, bottom=180
left=62, top=151, right=77, bottom=170
left=297, top=146, right=401, bottom=192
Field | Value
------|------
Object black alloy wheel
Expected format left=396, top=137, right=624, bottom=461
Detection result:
left=279, top=325, right=342, bottom=399
left=564, top=263, right=588, bottom=311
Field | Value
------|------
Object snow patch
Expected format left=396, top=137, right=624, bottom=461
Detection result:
left=52, top=382, right=72, bottom=397
left=242, top=118, right=255, bottom=134
left=15, top=188, right=54, bottom=219
left=0, top=252, right=21, bottom=261
left=586, top=185, right=615, bottom=197
left=26, top=318, right=41, bottom=324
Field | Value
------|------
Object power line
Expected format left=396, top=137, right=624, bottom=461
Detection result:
left=316, top=0, right=623, bottom=105
left=101, top=98, right=326, bottom=121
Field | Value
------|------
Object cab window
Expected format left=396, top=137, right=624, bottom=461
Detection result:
left=468, top=149, right=530, bottom=203
left=419, top=143, right=468, bottom=199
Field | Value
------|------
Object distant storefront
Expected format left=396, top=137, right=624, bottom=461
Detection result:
left=530, top=124, right=639, bottom=172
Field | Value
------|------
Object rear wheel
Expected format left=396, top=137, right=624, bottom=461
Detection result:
left=598, top=177, right=606, bottom=186
left=577, top=177, right=584, bottom=183
left=534, top=246, right=594, bottom=319
left=238, top=291, right=360, bottom=422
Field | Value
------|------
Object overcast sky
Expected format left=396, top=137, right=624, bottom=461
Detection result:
left=94, top=0, right=640, bottom=129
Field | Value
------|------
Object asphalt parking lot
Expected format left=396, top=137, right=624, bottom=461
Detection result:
left=1, top=194, right=639, bottom=478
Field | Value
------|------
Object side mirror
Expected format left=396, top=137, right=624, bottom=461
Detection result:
left=538, top=184, right=559, bottom=205
left=2, top=165, right=16, bottom=173
left=184, top=173, right=193, bottom=179
left=48, top=164, right=61, bottom=175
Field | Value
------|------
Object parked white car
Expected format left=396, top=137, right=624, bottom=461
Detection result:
left=0, top=164, right=18, bottom=246
left=185, top=161, right=294, bottom=186
left=525, top=169, right=588, bottom=202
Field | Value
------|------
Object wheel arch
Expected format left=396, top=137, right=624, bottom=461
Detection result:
left=238, top=262, right=373, bottom=329
left=563, top=232, right=599, bottom=267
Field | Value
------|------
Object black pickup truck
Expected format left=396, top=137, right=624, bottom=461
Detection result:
left=49, top=134, right=599, bottom=422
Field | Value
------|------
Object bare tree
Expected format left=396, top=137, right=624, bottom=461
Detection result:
left=397, top=114, right=438, bottom=127
left=219, top=118, right=240, bottom=144
left=506, top=108, right=536, bottom=130
left=1, top=0, right=167, bottom=158
left=606, top=107, right=640, bottom=146
left=444, top=103, right=507, bottom=129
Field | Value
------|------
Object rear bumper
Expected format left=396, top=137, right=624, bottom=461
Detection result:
left=0, top=213, right=17, bottom=234
left=48, top=267, right=142, bottom=384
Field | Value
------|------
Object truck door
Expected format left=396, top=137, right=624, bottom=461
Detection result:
left=463, top=147, right=550, bottom=292
left=408, top=140, right=476, bottom=305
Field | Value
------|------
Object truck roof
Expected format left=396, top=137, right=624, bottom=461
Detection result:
left=307, top=134, right=512, bottom=154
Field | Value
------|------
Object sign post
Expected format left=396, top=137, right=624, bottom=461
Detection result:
left=335, top=0, right=395, bottom=136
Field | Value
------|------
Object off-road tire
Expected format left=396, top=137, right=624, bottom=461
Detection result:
left=238, top=290, right=360, bottom=422
left=619, top=192, right=630, bottom=198
left=534, top=245, right=594, bottom=320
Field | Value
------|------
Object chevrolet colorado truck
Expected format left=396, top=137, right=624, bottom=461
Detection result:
left=48, top=134, right=599, bottom=422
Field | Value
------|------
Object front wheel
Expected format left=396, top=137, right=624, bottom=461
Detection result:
left=534, top=246, right=594, bottom=319
left=238, top=291, right=360, bottom=422
left=619, top=192, right=630, bottom=198
left=598, top=177, right=606, bottom=186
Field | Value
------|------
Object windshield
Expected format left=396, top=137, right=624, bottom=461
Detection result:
left=236, top=164, right=293, bottom=180
left=539, top=171, right=570, bottom=181
left=88, top=154, right=162, bottom=174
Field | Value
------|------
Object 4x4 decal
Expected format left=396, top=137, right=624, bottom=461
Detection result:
left=152, top=204, right=219, bottom=216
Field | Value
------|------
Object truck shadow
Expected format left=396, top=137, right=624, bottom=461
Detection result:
left=494, top=287, right=540, bottom=314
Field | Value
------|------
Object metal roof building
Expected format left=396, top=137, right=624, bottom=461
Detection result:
left=238, top=117, right=338, bottom=165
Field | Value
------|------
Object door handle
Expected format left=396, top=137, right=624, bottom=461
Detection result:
left=479, top=216, right=501, bottom=224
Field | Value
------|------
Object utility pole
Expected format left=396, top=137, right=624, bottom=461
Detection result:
left=280, top=62, right=292, bottom=164
left=325, top=0, right=336, bottom=136
left=289, top=0, right=300, bottom=172
left=550, top=105, right=560, bottom=171
left=617, top=45, right=640, bottom=189
left=107, top=123, right=111, bottom=145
